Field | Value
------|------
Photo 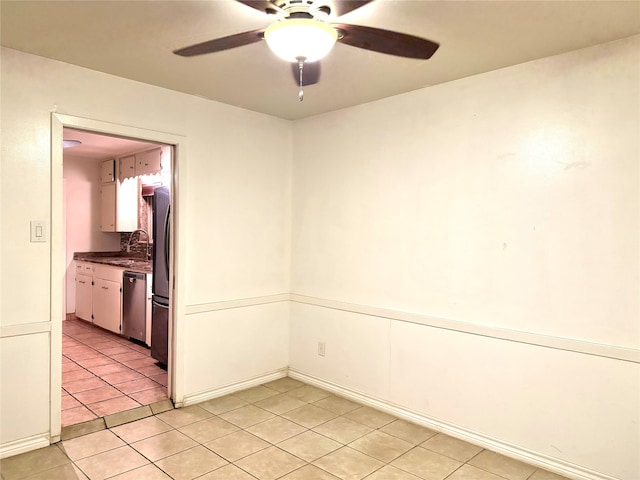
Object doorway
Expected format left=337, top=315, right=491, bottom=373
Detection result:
left=51, top=114, right=184, bottom=437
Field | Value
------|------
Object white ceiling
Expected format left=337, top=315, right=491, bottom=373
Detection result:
left=2, top=0, right=639, bottom=120
left=63, top=128, right=161, bottom=160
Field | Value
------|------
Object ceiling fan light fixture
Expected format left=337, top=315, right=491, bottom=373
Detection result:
left=264, top=19, right=337, bottom=63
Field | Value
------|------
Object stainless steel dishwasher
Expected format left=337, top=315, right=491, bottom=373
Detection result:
left=123, top=271, right=146, bottom=343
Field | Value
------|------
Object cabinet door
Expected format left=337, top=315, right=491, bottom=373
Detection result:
left=100, top=182, right=116, bottom=232
left=75, top=273, right=92, bottom=321
left=119, top=155, right=136, bottom=181
left=117, top=178, right=139, bottom=231
left=135, top=149, right=162, bottom=176
left=100, top=159, right=115, bottom=183
left=93, top=278, right=122, bottom=334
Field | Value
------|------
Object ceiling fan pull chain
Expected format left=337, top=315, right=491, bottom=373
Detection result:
left=298, top=58, right=304, bottom=102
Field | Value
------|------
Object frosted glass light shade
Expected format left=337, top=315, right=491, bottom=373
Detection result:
left=63, top=139, right=82, bottom=148
left=264, top=19, right=338, bottom=63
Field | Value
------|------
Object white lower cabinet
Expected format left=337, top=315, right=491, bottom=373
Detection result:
left=75, top=261, right=124, bottom=335
left=92, top=277, right=122, bottom=334
left=75, top=273, right=93, bottom=321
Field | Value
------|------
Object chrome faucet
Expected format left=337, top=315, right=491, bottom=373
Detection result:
left=126, top=229, right=151, bottom=260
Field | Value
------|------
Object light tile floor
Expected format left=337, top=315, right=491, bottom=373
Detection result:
left=62, top=318, right=168, bottom=426
left=1, top=377, right=571, bottom=480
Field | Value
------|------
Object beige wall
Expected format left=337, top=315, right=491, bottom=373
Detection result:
left=289, top=36, right=639, bottom=479
left=1, top=34, right=638, bottom=480
left=1, top=47, right=291, bottom=448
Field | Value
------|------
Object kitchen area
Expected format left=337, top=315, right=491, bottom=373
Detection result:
left=62, top=128, right=172, bottom=426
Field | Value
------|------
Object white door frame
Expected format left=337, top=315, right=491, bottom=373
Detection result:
left=51, top=113, right=187, bottom=440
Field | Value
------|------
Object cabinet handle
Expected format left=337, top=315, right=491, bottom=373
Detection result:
left=102, top=286, right=109, bottom=290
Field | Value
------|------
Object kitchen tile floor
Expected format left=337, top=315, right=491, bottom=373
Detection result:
left=62, top=317, right=168, bottom=427
left=1, top=377, right=570, bottom=480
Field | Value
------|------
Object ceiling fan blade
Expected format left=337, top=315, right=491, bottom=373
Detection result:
left=235, top=0, right=282, bottom=15
left=173, top=29, right=265, bottom=57
left=334, top=23, right=439, bottom=59
left=329, top=1, right=374, bottom=17
left=291, top=61, right=321, bottom=86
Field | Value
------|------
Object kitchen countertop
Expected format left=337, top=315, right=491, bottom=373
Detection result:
left=74, top=252, right=153, bottom=274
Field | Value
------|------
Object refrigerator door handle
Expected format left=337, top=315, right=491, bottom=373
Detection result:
left=164, top=204, right=170, bottom=281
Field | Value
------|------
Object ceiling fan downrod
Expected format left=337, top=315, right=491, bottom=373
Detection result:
left=297, top=57, right=305, bottom=101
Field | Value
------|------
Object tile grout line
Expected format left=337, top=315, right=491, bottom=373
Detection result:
left=4, top=378, right=566, bottom=480
left=61, top=318, right=168, bottom=425
left=175, top=388, right=512, bottom=479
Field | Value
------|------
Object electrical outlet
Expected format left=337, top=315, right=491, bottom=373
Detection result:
left=318, top=341, right=326, bottom=357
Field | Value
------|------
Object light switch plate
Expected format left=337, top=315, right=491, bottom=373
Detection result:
left=30, top=220, right=47, bottom=242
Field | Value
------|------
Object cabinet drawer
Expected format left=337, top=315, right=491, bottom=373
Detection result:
left=76, top=262, right=94, bottom=274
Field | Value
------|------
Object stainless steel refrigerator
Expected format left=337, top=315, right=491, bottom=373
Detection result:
left=151, top=186, right=170, bottom=366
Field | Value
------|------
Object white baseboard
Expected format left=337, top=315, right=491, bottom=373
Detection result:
left=181, top=368, right=288, bottom=407
left=0, top=433, right=50, bottom=460
left=288, top=369, right=618, bottom=480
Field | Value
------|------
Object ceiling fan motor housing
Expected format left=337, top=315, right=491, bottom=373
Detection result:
left=272, top=0, right=329, bottom=17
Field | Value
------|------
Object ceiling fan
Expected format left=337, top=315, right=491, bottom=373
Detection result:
left=173, top=0, right=439, bottom=100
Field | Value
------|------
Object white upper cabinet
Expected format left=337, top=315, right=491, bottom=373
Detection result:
left=119, top=155, right=136, bottom=181
left=100, top=178, right=137, bottom=232
left=100, top=147, right=163, bottom=232
left=116, top=178, right=138, bottom=231
left=100, top=182, right=117, bottom=232
left=117, top=148, right=162, bottom=180
left=136, top=148, right=162, bottom=176
left=100, top=159, right=115, bottom=183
